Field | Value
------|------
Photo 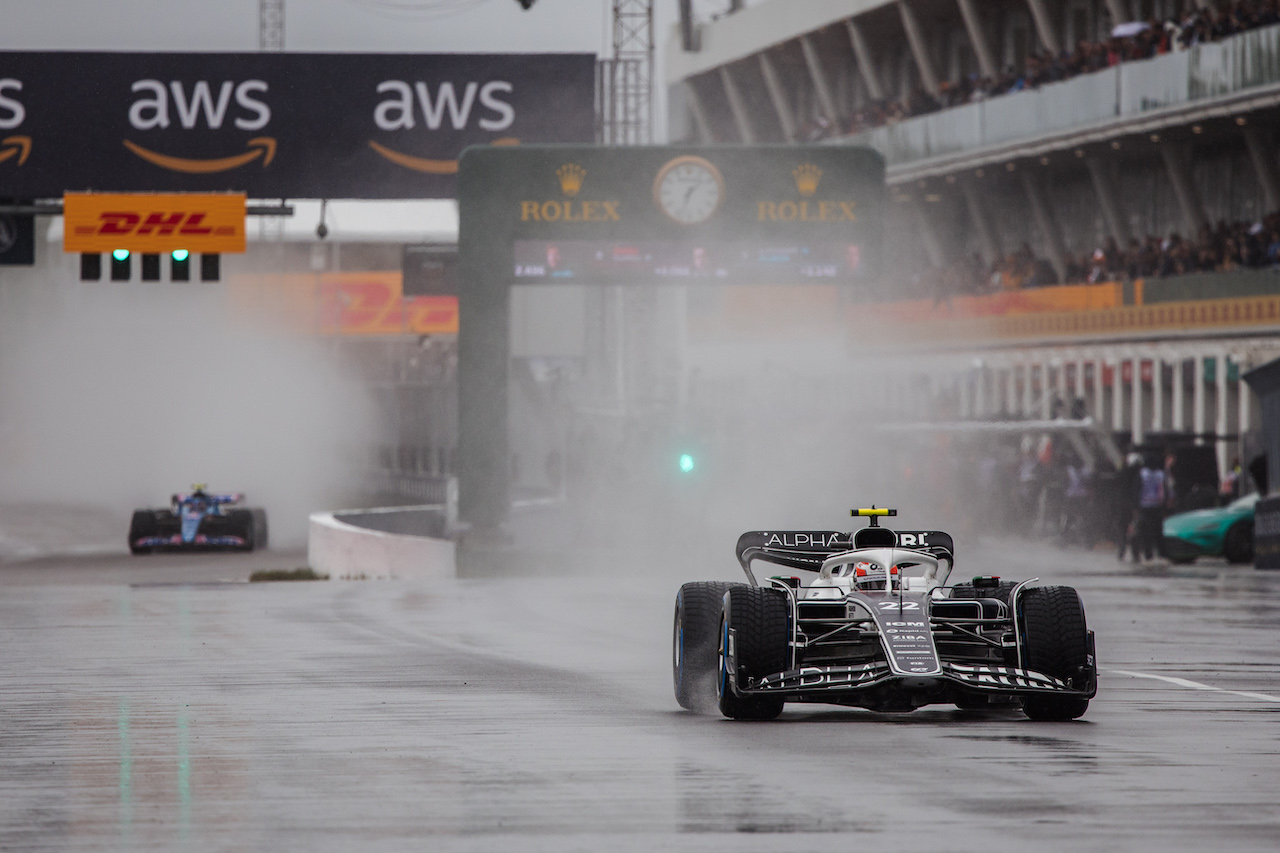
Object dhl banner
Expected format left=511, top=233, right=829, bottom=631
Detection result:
left=64, top=192, right=246, bottom=253
left=229, top=272, right=457, bottom=336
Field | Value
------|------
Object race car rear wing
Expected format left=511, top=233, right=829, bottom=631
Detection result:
left=735, top=528, right=955, bottom=585
left=171, top=492, right=244, bottom=505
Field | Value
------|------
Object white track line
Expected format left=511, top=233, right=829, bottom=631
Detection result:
left=1106, top=668, right=1280, bottom=704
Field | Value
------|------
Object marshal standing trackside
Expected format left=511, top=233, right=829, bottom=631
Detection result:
left=672, top=506, right=1097, bottom=721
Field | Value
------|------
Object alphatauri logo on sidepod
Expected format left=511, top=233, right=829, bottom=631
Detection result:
left=366, top=79, right=519, bottom=174
left=123, top=79, right=275, bottom=174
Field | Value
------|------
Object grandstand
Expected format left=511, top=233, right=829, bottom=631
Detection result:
left=666, top=0, right=1280, bottom=479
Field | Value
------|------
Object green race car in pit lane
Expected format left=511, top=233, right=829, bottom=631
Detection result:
left=1161, top=493, right=1258, bottom=564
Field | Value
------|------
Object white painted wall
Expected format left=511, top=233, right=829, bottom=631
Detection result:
left=308, top=510, right=455, bottom=580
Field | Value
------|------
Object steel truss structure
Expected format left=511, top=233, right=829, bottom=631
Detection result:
left=598, top=0, right=653, bottom=145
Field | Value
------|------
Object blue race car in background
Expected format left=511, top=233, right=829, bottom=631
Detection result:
left=1161, top=493, right=1257, bottom=564
left=129, top=486, right=268, bottom=554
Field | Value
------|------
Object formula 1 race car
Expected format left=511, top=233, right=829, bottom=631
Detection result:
left=1161, top=492, right=1258, bottom=564
left=129, top=486, right=268, bottom=554
left=673, top=507, right=1096, bottom=721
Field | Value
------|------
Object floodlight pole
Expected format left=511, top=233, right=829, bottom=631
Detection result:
left=599, top=0, right=653, bottom=145
left=259, top=0, right=285, bottom=51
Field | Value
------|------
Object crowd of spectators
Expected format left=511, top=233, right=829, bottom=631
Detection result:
left=810, top=0, right=1280, bottom=140
left=915, top=211, right=1280, bottom=297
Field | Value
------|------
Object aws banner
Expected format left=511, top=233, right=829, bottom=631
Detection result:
left=0, top=52, right=595, bottom=199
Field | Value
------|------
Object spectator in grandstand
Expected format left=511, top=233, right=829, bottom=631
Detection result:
left=916, top=206, right=1280, bottom=300
left=822, top=0, right=1280, bottom=142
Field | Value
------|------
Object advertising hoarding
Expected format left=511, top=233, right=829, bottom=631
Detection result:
left=0, top=52, right=595, bottom=199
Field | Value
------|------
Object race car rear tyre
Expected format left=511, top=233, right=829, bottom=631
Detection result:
left=673, top=581, right=741, bottom=712
left=1224, top=521, right=1253, bottom=564
left=718, top=587, right=789, bottom=721
left=250, top=508, right=269, bottom=551
left=1018, top=586, right=1091, bottom=721
left=128, top=510, right=156, bottom=555
left=225, top=510, right=257, bottom=552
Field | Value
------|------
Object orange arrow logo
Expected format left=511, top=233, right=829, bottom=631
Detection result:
left=0, top=135, right=31, bottom=166
left=368, top=137, right=518, bottom=174
left=123, top=137, right=276, bottom=174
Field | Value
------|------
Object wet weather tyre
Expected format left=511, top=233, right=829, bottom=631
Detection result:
left=250, top=508, right=269, bottom=551
left=225, top=510, right=257, bottom=552
left=1019, top=586, right=1092, bottom=721
left=673, top=582, right=741, bottom=712
left=1224, top=521, right=1253, bottom=564
left=718, top=586, right=789, bottom=721
left=128, top=510, right=155, bottom=555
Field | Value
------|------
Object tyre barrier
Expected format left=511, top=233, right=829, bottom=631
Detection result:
left=308, top=506, right=455, bottom=580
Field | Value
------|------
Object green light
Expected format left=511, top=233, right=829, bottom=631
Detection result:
left=679, top=453, right=695, bottom=473
left=112, top=249, right=130, bottom=261
left=171, top=249, right=189, bottom=262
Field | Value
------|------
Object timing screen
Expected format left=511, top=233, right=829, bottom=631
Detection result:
left=512, top=240, right=865, bottom=285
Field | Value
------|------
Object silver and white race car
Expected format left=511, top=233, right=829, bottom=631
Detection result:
left=673, top=507, right=1096, bottom=721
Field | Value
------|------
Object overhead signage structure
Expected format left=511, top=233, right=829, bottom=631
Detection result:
left=455, top=144, right=885, bottom=531
left=475, top=146, right=883, bottom=287
left=63, top=192, right=246, bottom=253
left=0, top=52, right=595, bottom=199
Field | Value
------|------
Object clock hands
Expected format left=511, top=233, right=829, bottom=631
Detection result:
left=656, top=157, right=722, bottom=223
left=681, top=183, right=698, bottom=211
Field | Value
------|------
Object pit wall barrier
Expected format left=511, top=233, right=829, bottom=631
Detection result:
left=308, top=505, right=455, bottom=580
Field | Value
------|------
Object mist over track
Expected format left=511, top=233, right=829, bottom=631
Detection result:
left=2, top=536, right=1279, bottom=851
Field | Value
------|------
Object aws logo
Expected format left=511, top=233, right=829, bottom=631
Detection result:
left=124, top=137, right=275, bottom=174
left=0, top=78, right=26, bottom=131
left=0, top=78, right=31, bottom=167
left=757, top=163, right=858, bottom=223
left=123, top=79, right=275, bottom=174
left=367, top=79, right=519, bottom=174
left=0, top=135, right=30, bottom=166
left=519, top=163, right=620, bottom=222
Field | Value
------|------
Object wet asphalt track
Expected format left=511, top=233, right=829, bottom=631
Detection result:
left=2, top=538, right=1279, bottom=852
